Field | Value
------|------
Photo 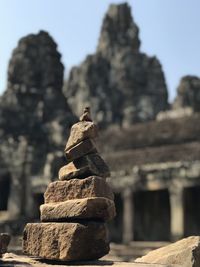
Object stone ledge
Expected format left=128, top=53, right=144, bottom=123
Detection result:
left=1, top=253, right=178, bottom=266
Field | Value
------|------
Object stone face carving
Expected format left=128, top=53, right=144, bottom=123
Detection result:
left=1, top=30, right=75, bottom=145
left=97, top=3, right=140, bottom=58
left=0, top=30, right=76, bottom=219
left=64, top=3, right=168, bottom=127
left=173, top=76, right=200, bottom=112
left=23, top=108, right=116, bottom=261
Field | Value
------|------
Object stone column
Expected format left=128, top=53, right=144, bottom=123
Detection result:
left=8, top=137, right=29, bottom=218
left=24, top=146, right=35, bottom=218
left=122, top=188, right=134, bottom=243
left=169, top=186, right=184, bottom=241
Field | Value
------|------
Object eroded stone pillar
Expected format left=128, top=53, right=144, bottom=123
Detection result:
left=8, top=137, right=28, bottom=218
left=122, top=188, right=134, bottom=243
left=169, top=187, right=184, bottom=241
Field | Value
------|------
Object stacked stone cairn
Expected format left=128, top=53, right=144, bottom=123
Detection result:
left=23, top=107, right=116, bottom=261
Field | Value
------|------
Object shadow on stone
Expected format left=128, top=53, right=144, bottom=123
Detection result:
left=0, top=259, right=31, bottom=266
left=37, top=258, right=114, bottom=265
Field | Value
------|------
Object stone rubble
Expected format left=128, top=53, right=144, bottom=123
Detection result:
left=23, top=108, right=116, bottom=261
left=135, top=236, right=200, bottom=267
left=0, top=233, right=10, bottom=257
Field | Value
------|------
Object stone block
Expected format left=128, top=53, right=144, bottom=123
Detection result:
left=74, top=153, right=110, bottom=178
left=40, top=197, right=116, bottom=222
left=65, top=138, right=97, bottom=163
left=58, top=161, right=87, bottom=180
left=23, top=222, right=109, bottom=261
left=44, top=176, right=114, bottom=203
left=59, top=153, right=110, bottom=179
left=66, top=121, right=98, bottom=150
left=135, top=236, right=200, bottom=267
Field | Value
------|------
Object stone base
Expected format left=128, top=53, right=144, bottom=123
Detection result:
left=1, top=253, right=177, bottom=266
left=23, top=222, right=109, bottom=261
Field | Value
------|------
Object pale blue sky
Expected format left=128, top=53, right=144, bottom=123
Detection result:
left=0, top=0, right=200, bottom=101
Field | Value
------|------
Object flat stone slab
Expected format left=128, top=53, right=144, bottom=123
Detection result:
left=135, top=236, right=200, bottom=267
left=23, top=222, right=109, bottom=261
left=66, top=121, right=98, bottom=150
left=1, top=253, right=178, bottom=266
left=44, top=176, right=114, bottom=203
left=40, top=197, right=116, bottom=222
left=65, top=138, right=97, bottom=162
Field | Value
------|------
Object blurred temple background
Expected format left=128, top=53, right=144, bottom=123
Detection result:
left=0, top=1, right=200, bottom=259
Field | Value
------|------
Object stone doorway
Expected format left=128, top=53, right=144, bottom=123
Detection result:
left=0, top=176, right=11, bottom=211
left=109, top=193, right=123, bottom=243
left=134, top=189, right=170, bottom=241
left=184, top=186, right=200, bottom=236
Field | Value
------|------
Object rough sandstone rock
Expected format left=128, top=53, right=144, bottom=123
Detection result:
left=23, top=222, right=109, bottom=261
left=40, top=197, right=116, bottom=222
left=0, top=233, right=11, bottom=257
left=59, top=153, right=110, bottom=180
left=65, top=138, right=97, bottom=163
left=44, top=176, right=114, bottom=203
left=74, top=153, right=110, bottom=178
left=66, top=121, right=98, bottom=150
left=135, top=236, right=200, bottom=267
left=58, top=162, right=94, bottom=180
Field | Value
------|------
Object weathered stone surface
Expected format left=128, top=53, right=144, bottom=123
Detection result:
left=135, top=236, right=200, bottom=267
left=64, top=3, right=168, bottom=127
left=0, top=233, right=10, bottom=257
left=74, top=153, right=110, bottom=178
left=59, top=153, right=110, bottom=180
left=1, top=253, right=174, bottom=267
left=66, top=121, right=98, bottom=150
left=97, top=3, right=140, bottom=58
left=173, top=76, right=200, bottom=112
left=58, top=162, right=91, bottom=180
left=65, top=138, right=97, bottom=162
left=40, top=197, right=116, bottom=222
left=23, top=222, right=109, bottom=261
left=44, top=176, right=114, bottom=203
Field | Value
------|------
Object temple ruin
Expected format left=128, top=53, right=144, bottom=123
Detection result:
left=0, top=3, right=200, bottom=246
left=0, top=30, right=76, bottom=231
